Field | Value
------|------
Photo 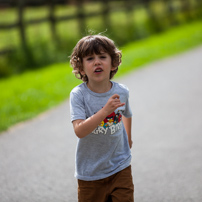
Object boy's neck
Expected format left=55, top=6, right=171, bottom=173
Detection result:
left=87, top=81, right=112, bottom=93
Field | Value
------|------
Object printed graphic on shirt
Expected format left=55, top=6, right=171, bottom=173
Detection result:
left=92, top=110, right=122, bottom=135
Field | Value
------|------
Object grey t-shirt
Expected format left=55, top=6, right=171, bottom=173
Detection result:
left=70, top=81, right=133, bottom=181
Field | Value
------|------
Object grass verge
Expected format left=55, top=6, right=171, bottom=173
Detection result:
left=0, top=20, right=202, bottom=132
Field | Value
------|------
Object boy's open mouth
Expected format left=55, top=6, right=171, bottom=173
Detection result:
left=94, top=67, right=103, bottom=73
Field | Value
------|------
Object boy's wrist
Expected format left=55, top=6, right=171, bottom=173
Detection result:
left=100, top=106, right=110, bottom=118
left=128, top=139, right=133, bottom=148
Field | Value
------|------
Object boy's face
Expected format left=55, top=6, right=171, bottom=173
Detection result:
left=81, top=52, right=116, bottom=83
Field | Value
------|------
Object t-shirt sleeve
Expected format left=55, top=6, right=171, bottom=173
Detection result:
left=123, top=98, right=132, bottom=118
left=121, top=85, right=133, bottom=118
left=70, top=89, right=86, bottom=122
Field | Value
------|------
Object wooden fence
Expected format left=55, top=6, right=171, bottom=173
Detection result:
left=0, top=0, right=201, bottom=55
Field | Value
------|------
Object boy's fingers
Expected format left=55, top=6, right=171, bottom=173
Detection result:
left=112, top=94, right=120, bottom=99
left=116, top=102, right=125, bottom=108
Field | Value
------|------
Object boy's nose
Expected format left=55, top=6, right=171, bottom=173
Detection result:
left=94, top=57, right=101, bottom=65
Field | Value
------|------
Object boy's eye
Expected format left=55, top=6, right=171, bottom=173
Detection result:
left=100, top=56, right=106, bottom=59
left=86, top=57, right=93, bottom=61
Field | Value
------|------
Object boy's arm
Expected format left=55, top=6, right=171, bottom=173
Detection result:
left=73, top=94, right=125, bottom=138
left=122, top=116, right=133, bottom=148
left=73, top=110, right=108, bottom=139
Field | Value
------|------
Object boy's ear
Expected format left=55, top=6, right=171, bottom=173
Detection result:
left=80, top=70, right=85, bottom=75
left=111, top=66, right=117, bottom=71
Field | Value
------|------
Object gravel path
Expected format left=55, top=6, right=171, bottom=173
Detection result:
left=0, top=46, right=202, bottom=202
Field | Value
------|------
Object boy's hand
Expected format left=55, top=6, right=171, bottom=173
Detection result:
left=103, top=94, right=125, bottom=115
left=128, top=139, right=133, bottom=149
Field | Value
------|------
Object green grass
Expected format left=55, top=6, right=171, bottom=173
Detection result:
left=118, top=20, right=202, bottom=75
left=0, top=20, right=202, bottom=132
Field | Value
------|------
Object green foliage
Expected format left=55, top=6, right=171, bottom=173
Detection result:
left=0, top=20, right=202, bottom=132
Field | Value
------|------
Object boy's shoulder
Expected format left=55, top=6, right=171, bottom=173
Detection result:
left=70, top=83, right=87, bottom=100
left=113, top=81, right=129, bottom=92
left=71, top=83, right=86, bottom=94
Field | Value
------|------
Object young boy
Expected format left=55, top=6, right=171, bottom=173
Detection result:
left=70, top=34, right=134, bottom=202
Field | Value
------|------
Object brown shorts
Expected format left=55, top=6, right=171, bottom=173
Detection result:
left=78, top=165, right=134, bottom=202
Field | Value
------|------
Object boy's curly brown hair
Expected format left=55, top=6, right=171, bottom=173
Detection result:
left=70, top=34, right=122, bottom=82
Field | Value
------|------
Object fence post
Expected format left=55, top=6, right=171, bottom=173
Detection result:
left=180, top=0, right=192, bottom=21
left=76, top=0, right=86, bottom=36
left=18, top=0, right=35, bottom=69
left=143, top=0, right=162, bottom=33
left=101, top=0, right=110, bottom=30
left=166, top=0, right=179, bottom=26
left=196, top=0, right=202, bottom=18
left=18, top=0, right=27, bottom=49
left=49, top=0, right=58, bottom=42
left=124, top=0, right=137, bottom=40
